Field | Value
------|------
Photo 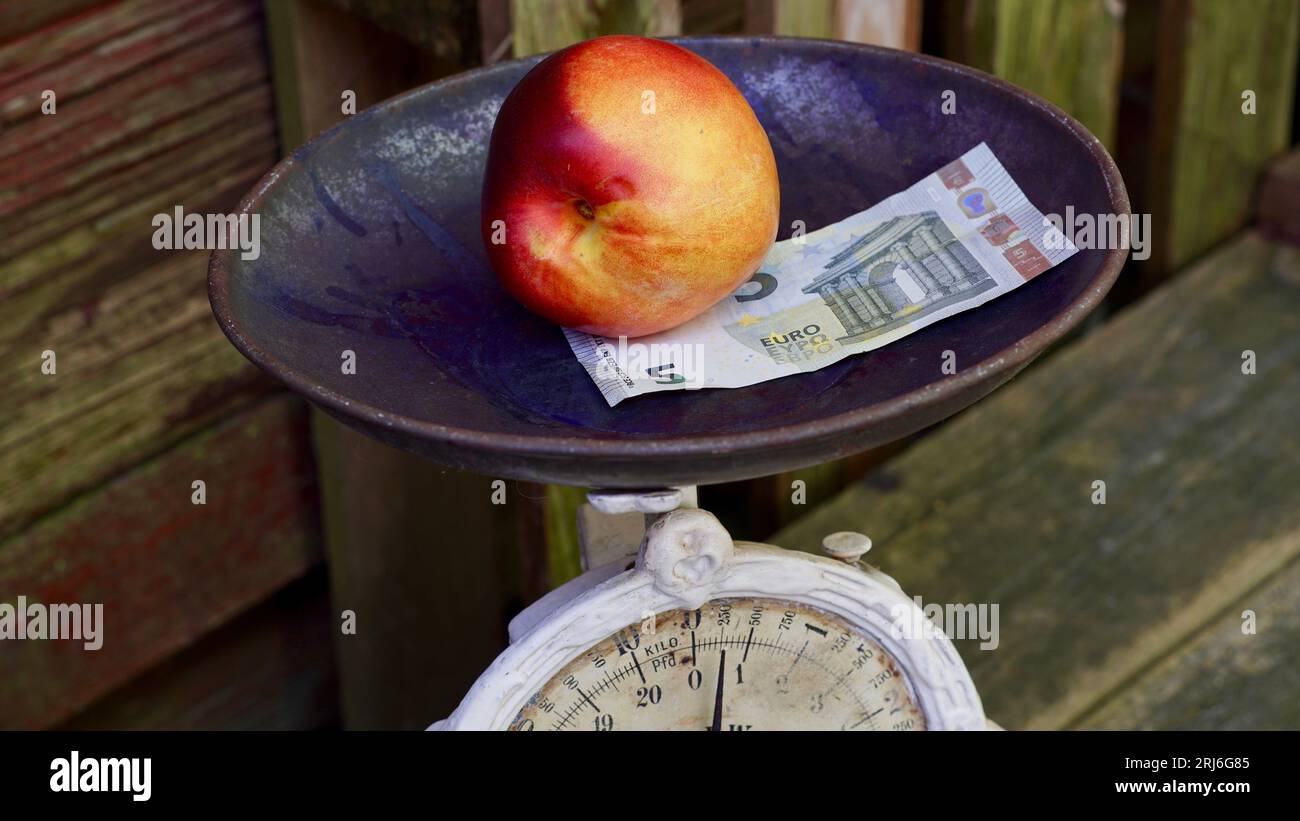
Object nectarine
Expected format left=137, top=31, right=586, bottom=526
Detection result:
left=481, top=35, right=780, bottom=338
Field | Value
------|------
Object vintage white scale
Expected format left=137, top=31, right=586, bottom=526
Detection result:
left=435, top=487, right=989, bottom=731
left=203, top=33, right=1124, bottom=732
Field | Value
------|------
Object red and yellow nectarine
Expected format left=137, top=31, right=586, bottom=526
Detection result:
left=481, top=35, right=780, bottom=338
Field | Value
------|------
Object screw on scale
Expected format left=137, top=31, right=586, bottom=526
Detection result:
left=822, top=531, right=873, bottom=568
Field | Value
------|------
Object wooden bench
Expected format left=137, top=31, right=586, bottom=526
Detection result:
left=772, top=226, right=1300, bottom=729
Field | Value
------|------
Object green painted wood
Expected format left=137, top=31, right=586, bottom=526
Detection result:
left=1078, top=555, right=1300, bottom=730
left=774, top=0, right=835, bottom=38
left=544, top=485, right=588, bottom=584
left=510, top=0, right=681, bottom=56
left=1150, top=0, right=1300, bottom=274
left=772, top=231, right=1300, bottom=730
left=965, top=0, right=1124, bottom=149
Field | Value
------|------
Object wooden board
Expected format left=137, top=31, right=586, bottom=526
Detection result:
left=835, top=0, right=920, bottom=50
left=682, top=0, right=745, bottom=35
left=0, top=0, right=261, bottom=124
left=1254, top=146, right=1300, bottom=247
left=0, top=249, right=280, bottom=542
left=0, top=0, right=281, bottom=541
left=0, top=396, right=322, bottom=729
left=746, top=0, right=920, bottom=50
left=311, top=433, right=518, bottom=728
left=61, top=570, right=338, bottom=730
left=0, top=0, right=107, bottom=42
left=0, top=24, right=274, bottom=217
left=317, top=0, right=481, bottom=63
left=267, top=0, right=520, bottom=728
left=510, top=0, right=681, bottom=56
left=772, top=230, right=1300, bottom=730
left=961, top=0, right=1123, bottom=149
left=0, top=0, right=324, bottom=731
left=1078, top=556, right=1300, bottom=730
left=1146, top=0, right=1300, bottom=277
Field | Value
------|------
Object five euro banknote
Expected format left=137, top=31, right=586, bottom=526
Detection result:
left=564, top=142, right=1078, bottom=406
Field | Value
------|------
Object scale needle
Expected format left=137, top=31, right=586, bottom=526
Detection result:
left=710, top=649, right=726, bottom=732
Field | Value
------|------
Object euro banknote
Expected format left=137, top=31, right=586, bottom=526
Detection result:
left=564, top=142, right=1078, bottom=406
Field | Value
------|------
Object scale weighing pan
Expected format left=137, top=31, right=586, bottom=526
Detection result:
left=208, top=37, right=1128, bottom=488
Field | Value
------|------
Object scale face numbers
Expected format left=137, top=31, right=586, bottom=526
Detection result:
left=509, top=597, right=926, bottom=731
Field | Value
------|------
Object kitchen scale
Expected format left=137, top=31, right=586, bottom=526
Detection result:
left=208, top=37, right=1128, bottom=730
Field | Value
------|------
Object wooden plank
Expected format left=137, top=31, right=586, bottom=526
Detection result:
left=477, top=0, right=514, bottom=65
left=265, top=0, right=438, bottom=149
left=0, top=245, right=285, bottom=542
left=317, top=0, right=481, bottom=63
left=746, top=0, right=920, bottom=48
left=772, top=231, right=1300, bottom=729
left=0, top=0, right=175, bottom=76
left=1105, top=0, right=1159, bottom=305
left=0, top=0, right=321, bottom=731
left=60, top=570, right=338, bottom=730
left=1078, top=556, right=1300, bottom=730
left=510, top=0, right=681, bottom=56
left=510, top=481, right=556, bottom=605
left=1256, top=147, right=1300, bottom=247
left=0, top=131, right=274, bottom=298
left=0, top=19, right=271, bottom=199
left=836, top=0, right=921, bottom=50
left=961, top=0, right=1124, bottom=150
left=2, top=89, right=277, bottom=259
left=0, top=0, right=109, bottom=43
left=267, top=0, right=518, bottom=728
left=0, top=0, right=261, bottom=125
left=2, top=106, right=277, bottom=256
left=0, top=0, right=278, bottom=298
left=311, top=434, right=516, bottom=728
left=682, top=0, right=745, bottom=35
left=747, top=440, right=910, bottom=536
left=1145, top=0, right=1300, bottom=278
left=754, top=0, right=835, bottom=38
left=0, top=396, right=322, bottom=729
left=0, top=0, right=281, bottom=545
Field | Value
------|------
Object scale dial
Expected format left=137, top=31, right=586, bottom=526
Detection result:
left=509, top=598, right=925, bottom=731
left=438, top=508, right=985, bottom=731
